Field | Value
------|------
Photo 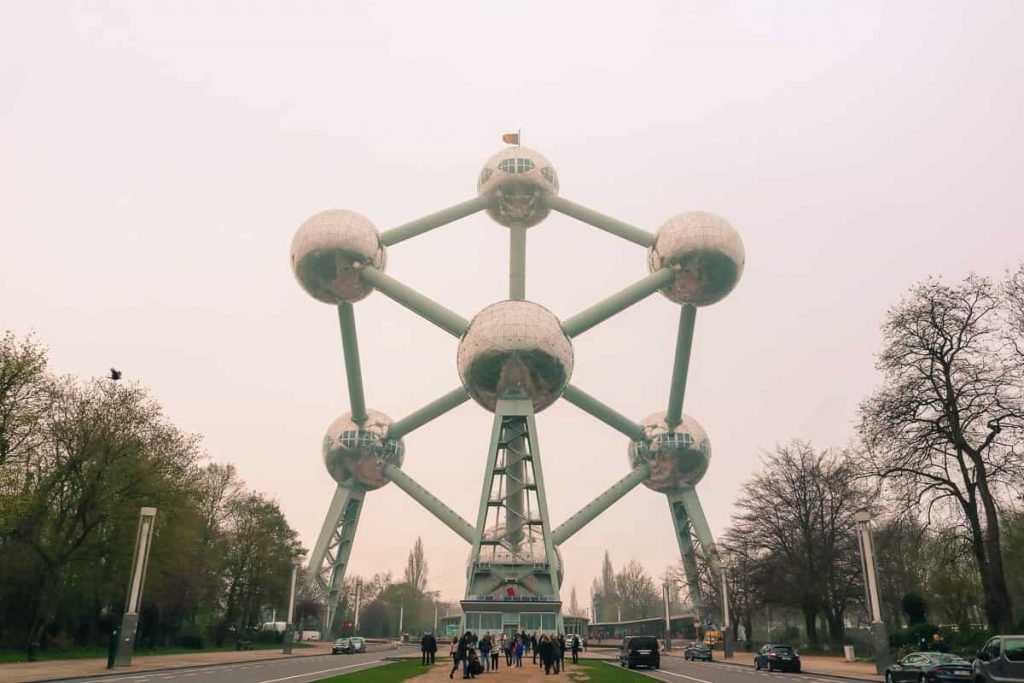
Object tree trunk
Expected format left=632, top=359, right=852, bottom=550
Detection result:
left=802, top=608, right=818, bottom=646
left=975, top=466, right=1015, bottom=631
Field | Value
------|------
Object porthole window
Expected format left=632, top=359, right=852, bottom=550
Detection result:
left=479, top=168, right=493, bottom=185
left=541, top=166, right=558, bottom=188
left=499, top=158, right=535, bottom=174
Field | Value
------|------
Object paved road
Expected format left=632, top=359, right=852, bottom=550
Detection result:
left=48, top=645, right=413, bottom=683
left=620, top=656, right=869, bottom=683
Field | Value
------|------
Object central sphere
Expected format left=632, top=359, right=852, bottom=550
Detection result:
left=628, top=411, right=711, bottom=491
left=477, top=147, right=559, bottom=228
left=322, top=409, right=404, bottom=491
left=457, top=300, right=573, bottom=413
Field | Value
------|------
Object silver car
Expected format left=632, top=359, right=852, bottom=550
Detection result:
left=974, top=636, right=1024, bottom=683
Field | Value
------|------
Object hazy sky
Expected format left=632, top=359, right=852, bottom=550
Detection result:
left=3, top=1, right=1023, bottom=606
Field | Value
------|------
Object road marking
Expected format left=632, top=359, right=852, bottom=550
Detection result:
left=257, top=660, right=382, bottom=683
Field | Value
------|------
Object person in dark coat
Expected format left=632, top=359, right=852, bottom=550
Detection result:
left=426, top=633, right=437, bottom=664
left=421, top=633, right=430, bottom=665
left=570, top=634, right=580, bottom=663
left=557, top=634, right=566, bottom=671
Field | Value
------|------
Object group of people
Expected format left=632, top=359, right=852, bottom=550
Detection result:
left=436, top=629, right=584, bottom=678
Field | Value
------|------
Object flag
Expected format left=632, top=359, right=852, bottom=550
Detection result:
left=502, top=132, right=520, bottom=145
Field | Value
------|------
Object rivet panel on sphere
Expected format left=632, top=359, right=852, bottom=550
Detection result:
left=291, top=209, right=387, bottom=304
left=648, top=210, right=745, bottom=306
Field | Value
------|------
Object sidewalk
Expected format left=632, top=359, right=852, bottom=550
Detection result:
left=0, top=642, right=332, bottom=683
left=407, top=657, right=605, bottom=681
left=687, top=651, right=882, bottom=682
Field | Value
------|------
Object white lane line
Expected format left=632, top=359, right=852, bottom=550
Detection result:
left=257, top=660, right=382, bottom=683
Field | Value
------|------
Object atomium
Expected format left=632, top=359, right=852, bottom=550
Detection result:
left=457, top=300, right=573, bottom=413
left=291, top=209, right=387, bottom=304
left=648, top=211, right=745, bottom=306
left=322, top=409, right=404, bottom=491
left=628, top=411, right=711, bottom=492
left=477, top=146, right=559, bottom=228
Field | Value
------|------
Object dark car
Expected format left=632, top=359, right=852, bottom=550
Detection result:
left=973, top=636, right=1024, bottom=683
left=349, top=636, right=367, bottom=654
left=755, top=644, right=801, bottom=672
left=620, top=635, right=660, bottom=669
left=886, top=652, right=972, bottom=683
left=684, top=642, right=713, bottom=661
left=332, top=637, right=352, bottom=654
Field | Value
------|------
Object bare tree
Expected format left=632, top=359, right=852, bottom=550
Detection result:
left=569, top=586, right=579, bottom=617
left=857, top=274, right=1023, bottom=631
left=615, top=559, right=659, bottom=620
left=403, top=537, right=428, bottom=592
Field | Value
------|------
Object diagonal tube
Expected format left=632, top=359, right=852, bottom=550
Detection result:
left=380, top=196, right=491, bottom=246
left=383, top=464, right=475, bottom=543
left=337, top=303, right=367, bottom=424
left=561, top=268, right=676, bottom=337
left=561, top=384, right=645, bottom=441
left=675, top=487, right=723, bottom=571
left=388, top=387, right=471, bottom=440
left=360, top=266, right=469, bottom=337
left=546, top=195, right=655, bottom=247
left=551, top=464, right=650, bottom=545
left=665, top=304, right=697, bottom=429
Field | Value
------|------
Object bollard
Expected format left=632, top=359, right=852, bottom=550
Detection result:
left=107, top=629, right=119, bottom=669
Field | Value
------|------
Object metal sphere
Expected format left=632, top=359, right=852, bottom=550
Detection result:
left=477, top=147, right=559, bottom=228
left=322, top=409, right=404, bottom=491
left=291, top=209, right=386, bottom=304
left=629, top=411, right=711, bottom=491
left=457, top=300, right=573, bottom=413
left=647, top=211, right=744, bottom=306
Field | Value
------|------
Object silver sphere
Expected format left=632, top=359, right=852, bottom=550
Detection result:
left=322, top=409, right=404, bottom=491
left=647, top=211, right=744, bottom=306
left=457, top=300, right=573, bottom=414
left=291, top=209, right=386, bottom=304
left=629, top=411, right=711, bottom=491
left=477, top=147, right=559, bottom=228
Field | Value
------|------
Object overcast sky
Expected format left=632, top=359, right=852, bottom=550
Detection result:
left=3, top=1, right=1023, bottom=607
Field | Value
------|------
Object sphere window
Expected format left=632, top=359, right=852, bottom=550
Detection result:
left=479, top=168, right=493, bottom=185
left=498, top=158, right=535, bottom=174
left=540, top=166, right=558, bottom=189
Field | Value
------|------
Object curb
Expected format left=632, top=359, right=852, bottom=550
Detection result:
left=21, top=650, right=337, bottom=683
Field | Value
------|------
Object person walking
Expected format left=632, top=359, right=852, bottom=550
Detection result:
left=558, top=634, right=566, bottom=671
left=427, top=633, right=437, bottom=665
left=571, top=634, right=580, bottom=664
left=421, top=633, right=430, bottom=665
left=538, top=634, right=553, bottom=674
left=479, top=632, right=491, bottom=672
left=503, top=633, right=513, bottom=667
left=515, top=635, right=525, bottom=667
left=531, top=632, right=539, bottom=664
left=449, top=637, right=460, bottom=679
left=459, top=632, right=473, bottom=679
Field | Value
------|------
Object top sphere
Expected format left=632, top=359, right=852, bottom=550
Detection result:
left=291, top=209, right=386, bottom=304
left=457, top=300, right=573, bottom=413
left=647, top=211, right=744, bottom=306
left=628, top=411, right=711, bottom=491
left=322, top=409, right=405, bottom=491
left=477, top=147, right=559, bottom=228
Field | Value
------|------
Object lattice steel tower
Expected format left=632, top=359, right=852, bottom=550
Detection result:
left=290, top=143, right=745, bottom=639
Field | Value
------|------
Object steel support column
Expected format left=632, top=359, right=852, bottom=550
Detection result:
left=306, top=485, right=365, bottom=639
left=510, top=223, right=526, bottom=300
left=562, top=268, right=676, bottom=337
left=546, top=195, right=655, bottom=247
left=360, top=266, right=468, bottom=336
left=380, top=196, right=490, bottom=246
left=337, top=303, right=367, bottom=424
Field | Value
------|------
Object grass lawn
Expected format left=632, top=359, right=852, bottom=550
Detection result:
left=566, top=658, right=655, bottom=681
left=315, top=658, right=424, bottom=681
left=0, top=641, right=311, bottom=664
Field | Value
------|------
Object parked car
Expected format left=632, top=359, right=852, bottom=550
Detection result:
left=886, top=652, right=972, bottom=683
left=349, top=636, right=367, bottom=654
left=332, top=637, right=352, bottom=655
left=620, top=635, right=660, bottom=669
left=974, top=635, right=1024, bottom=683
left=755, top=644, right=801, bottom=672
left=684, top=642, right=713, bottom=661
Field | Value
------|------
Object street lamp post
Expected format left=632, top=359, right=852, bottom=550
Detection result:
left=721, top=572, right=734, bottom=658
left=283, top=557, right=303, bottom=654
left=113, top=507, right=158, bottom=668
left=854, top=509, right=889, bottom=674
left=663, top=583, right=673, bottom=652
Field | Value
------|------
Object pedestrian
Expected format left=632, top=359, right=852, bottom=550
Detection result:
left=515, top=636, right=525, bottom=667
left=459, top=632, right=473, bottom=679
left=467, top=647, right=482, bottom=678
left=558, top=633, right=566, bottom=671
left=449, top=637, right=460, bottom=679
left=427, top=633, right=437, bottom=665
left=571, top=634, right=580, bottom=664
left=490, top=635, right=500, bottom=670
left=421, top=633, right=430, bottom=665
left=532, top=632, right=539, bottom=664
left=479, top=632, right=491, bottom=672
left=539, top=634, right=555, bottom=674
left=503, top=633, right=513, bottom=666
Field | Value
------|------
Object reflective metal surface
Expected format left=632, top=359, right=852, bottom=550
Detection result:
left=629, top=411, right=711, bottom=491
left=477, top=147, right=559, bottom=228
left=322, top=409, right=405, bottom=491
left=647, top=211, right=744, bottom=306
left=457, top=300, right=573, bottom=413
left=291, top=209, right=387, bottom=304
